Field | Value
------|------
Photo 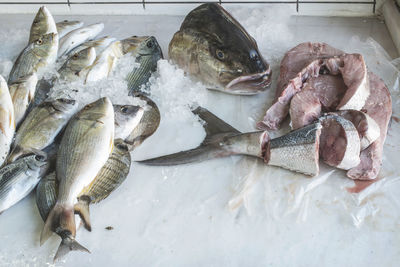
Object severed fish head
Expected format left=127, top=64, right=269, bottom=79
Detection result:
left=169, top=3, right=271, bottom=95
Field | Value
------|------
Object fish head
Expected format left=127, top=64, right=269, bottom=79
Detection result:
left=114, top=104, right=144, bottom=140
left=120, top=36, right=163, bottom=59
left=169, top=3, right=271, bottom=95
left=30, top=6, right=57, bottom=42
left=26, top=151, right=49, bottom=175
left=51, top=98, right=78, bottom=113
left=68, top=47, right=96, bottom=69
left=79, top=97, right=114, bottom=124
left=32, top=32, right=57, bottom=57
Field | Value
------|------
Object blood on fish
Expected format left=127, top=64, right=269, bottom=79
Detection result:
left=345, top=178, right=381, bottom=193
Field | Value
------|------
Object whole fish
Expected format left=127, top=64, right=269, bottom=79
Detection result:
left=58, top=47, right=96, bottom=81
left=138, top=106, right=321, bottom=176
left=7, top=99, right=78, bottom=163
left=8, top=33, right=58, bottom=84
left=41, top=98, right=114, bottom=251
left=58, top=23, right=104, bottom=58
left=56, top=20, right=84, bottom=39
left=114, top=104, right=144, bottom=140
left=120, top=36, right=163, bottom=94
left=68, top=36, right=117, bottom=56
left=0, top=76, right=15, bottom=166
left=29, top=6, right=57, bottom=44
left=125, top=94, right=160, bottom=149
left=0, top=152, right=48, bottom=213
left=169, top=3, right=271, bottom=95
left=9, top=73, right=38, bottom=126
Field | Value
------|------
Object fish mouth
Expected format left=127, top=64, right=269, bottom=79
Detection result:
left=224, top=67, right=272, bottom=95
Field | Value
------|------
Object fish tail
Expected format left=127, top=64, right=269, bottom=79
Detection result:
left=74, top=196, right=92, bottom=231
left=54, top=235, right=90, bottom=262
left=40, top=203, right=76, bottom=246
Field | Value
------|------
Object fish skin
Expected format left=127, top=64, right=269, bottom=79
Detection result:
left=7, top=99, right=77, bottom=163
left=169, top=3, right=271, bottom=95
left=58, top=23, right=104, bottom=58
left=9, top=73, right=38, bottom=127
left=0, top=76, right=15, bottom=166
left=41, top=97, right=114, bottom=245
left=120, top=36, right=163, bottom=94
left=8, top=33, right=58, bottom=84
left=58, top=47, right=96, bottom=81
left=29, top=6, right=57, bottom=44
left=114, top=104, right=144, bottom=141
left=56, top=20, right=84, bottom=39
left=125, top=94, right=160, bottom=149
left=0, top=152, right=48, bottom=213
left=68, top=36, right=117, bottom=56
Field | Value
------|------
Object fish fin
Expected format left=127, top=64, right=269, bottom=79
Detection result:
left=41, top=204, right=76, bottom=246
left=54, top=236, right=90, bottom=262
left=191, top=106, right=241, bottom=144
left=74, top=196, right=92, bottom=232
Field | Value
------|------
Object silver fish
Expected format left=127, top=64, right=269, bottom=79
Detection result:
left=68, top=36, right=116, bottom=56
left=138, top=106, right=321, bottom=176
left=8, top=99, right=78, bottom=163
left=9, top=73, right=38, bottom=127
left=58, top=23, right=104, bottom=58
left=58, top=47, right=96, bottom=81
left=56, top=20, right=84, bottom=39
left=41, top=97, right=114, bottom=249
left=0, top=152, right=48, bottom=213
left=29, top=6, right=57, bottom=43
left=0, top=76, right=15, bottom=166
left=8, top=33, right=58, bottom=84
left=114, top=104, right=144, bottom=141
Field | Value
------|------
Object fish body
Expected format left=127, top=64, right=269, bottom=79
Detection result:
left=169, top=3, right=271, bottom=95
left=0, top=152, right=48, bottom=213
left=69, top=36, right=117, bottom=56
left=114, top=104, right=144, bottom=140
left=0, top=76, right=14, bottom=166
left=29, top=6, right=57, bottom=43
left=41, top=97, right=114, bottom=245
left=58, top=47, right=96, bottom=81
left=58, top=23, right=104, bottom=58
left=8, top=33, right=58, bottom=84
left=8, top=99, right=77, bottom=163
left=56, top=20, right=84, bottom=39
left=9, top=73, right=38, bottom=126
left=120, top=36, right=163, bottom=94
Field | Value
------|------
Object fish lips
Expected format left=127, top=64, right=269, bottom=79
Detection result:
left=224, top=66, right=272, bottom=95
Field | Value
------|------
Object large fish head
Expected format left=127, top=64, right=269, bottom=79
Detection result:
left=169, top=3, right=271, bottom=95
left=26, top=151, right=49, bottom=176
left=30, top=6, right=57, bottom=42
left=114, top=104, right=144, bottom=140
left=32, top=32, right=57, bottom=57
left=79, top=97, right=114, bottom=125
left=67, top=47, right=96, bottom=69
left=51, top=98, right=78, bottom=113
left=120, top=36, right=163, bottom=59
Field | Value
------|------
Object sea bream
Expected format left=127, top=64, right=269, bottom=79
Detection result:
left=138, top=106, right=321, bottom=176
left=0, top=76, right=15, bottom=166
left=29, top=6, right=57, bottom=44
left=169, top=3, right=271, bottom=95
left=0, top=152, right=48, bottom=213
left=40, top=98, right=114, bottom=251
left=8, top=33, right=58, bottom=84
left=58, top=47, right=96, bottom=81
left=56, top=20, right=84, bottom=39
left=7, top=99, right=78, bottom=163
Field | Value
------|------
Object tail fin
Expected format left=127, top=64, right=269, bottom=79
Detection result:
left=74, top=196, right=92, bottom=232
left=40, top=203, right=76, bottom=246
left=54, top=235, right=90, bottom=262
left=137, top=106, right=264, bottom=166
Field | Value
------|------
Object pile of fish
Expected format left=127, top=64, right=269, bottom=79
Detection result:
left=140, top=4, right=392, bottom=181
left=0, top=6, right=162, bottom=261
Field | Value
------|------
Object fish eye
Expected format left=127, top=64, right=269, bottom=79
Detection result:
left=84, top=104, right=93, bottom=109
left=120, top=106, right=129, bottom=113
left=146, top=41, right=153, bottom=48
left=116, top=142, right=129, bottom=151
left=36, top=39, right=43, bottom=45
left=249, top=50, right=259, bottom=61
left=72, top=54, right=79, bottom=59
left=216, top=50, right=224, bottom=60
left=63, top=20, right=68, bottom=22
left=35, top=154, right=46, bottom=161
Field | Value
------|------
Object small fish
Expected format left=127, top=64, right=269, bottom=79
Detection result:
left=169, top=3, right=271, bottom=95
left=58, top=47, right=96, bottom=81
left=120, top=36, right=163, bottom=94
left=29, top=6, right=57, bottom=43
left=125, top=94, right=160, bottom=149
left=69, top=36, right=117, bottom=56
left=0, top=76, right=14, bottom=166
left=58, top=23, right=104, bottom=58
left=9, top=73, right=38, bottom=127
left=0, top=152, right=48, bottom=213
left=56, top=20, right=84, bottom=39
left=8, top=33, right=58, bottom=84
left=114, top=104, right=144, bottom=140
left=41, top=98, right=114, bottom=251
left=7, top=99, right=77, bottom=163
left=137, top=106, right=321, bottom=176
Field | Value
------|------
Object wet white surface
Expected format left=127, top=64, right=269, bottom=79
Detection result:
left=0, top=7, right=399, bottom=267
